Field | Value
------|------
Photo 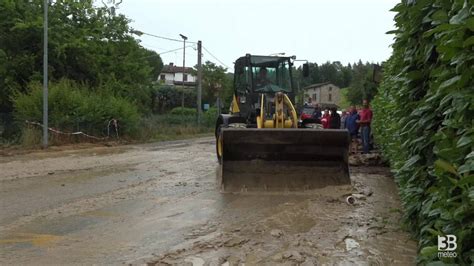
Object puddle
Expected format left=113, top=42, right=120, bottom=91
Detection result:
left=12, top=214, right=104, bottom=237
left=0, top=233, right=62, bottom=247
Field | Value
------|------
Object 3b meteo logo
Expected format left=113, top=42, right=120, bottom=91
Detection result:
left=438, top=235, right=457, bottom=258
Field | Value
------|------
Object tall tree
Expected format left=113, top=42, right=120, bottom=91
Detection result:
left=199, top=61, right=231, bottom=108
left=346, top=62, right=379, bottom=105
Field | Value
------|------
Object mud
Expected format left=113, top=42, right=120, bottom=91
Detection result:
left=0, top=138, right=416, bottom=264
left=147, top=167, right=416, bottom=265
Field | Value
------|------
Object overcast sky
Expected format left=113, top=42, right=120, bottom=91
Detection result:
left=115, top=0, right=399, bottom=70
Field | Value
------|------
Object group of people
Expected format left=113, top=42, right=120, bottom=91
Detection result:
left=309, top=99, right=373, bottom=154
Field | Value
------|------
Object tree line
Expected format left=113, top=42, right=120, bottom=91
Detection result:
left=293, top=60, right=381, bottom=106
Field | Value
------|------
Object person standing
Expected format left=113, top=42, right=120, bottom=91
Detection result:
left=321, top=109, right=331, bottom=129
left=329, top=107, right=341, bottom=129
left=312, top=103, right=322, bottom=119
left=340, top=110, right=348, bottom=129
left=345, top=106, right=360, bottom=154
left=357, top=99, right=373, bottom=154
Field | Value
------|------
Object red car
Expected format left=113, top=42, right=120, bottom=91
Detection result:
left=300, top=106, right=316, bottom=120
left=299, top=106, right=323, bottom=128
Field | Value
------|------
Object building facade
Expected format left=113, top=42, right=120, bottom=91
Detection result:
left=303, top=82, right=341, bottom=109
left=158, top=63, right=196, bottom=87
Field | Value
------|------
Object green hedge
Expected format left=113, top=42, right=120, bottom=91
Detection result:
left=153, top=85, right=197, bottom=113
left=167, top=106, right=219, bottom=128
left=372, top=0, right=473, bottom=264
left=203, top=107, right=218, bottom=127
left=13, top=79, right=140, bottom=137
left=170, top=107, right=197, bottom=116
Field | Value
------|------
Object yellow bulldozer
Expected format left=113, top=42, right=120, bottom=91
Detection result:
left=215, top=54, right=350, bottom=192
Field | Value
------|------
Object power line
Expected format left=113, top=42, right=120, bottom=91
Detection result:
left=132, top=30, right=229, bottom=68
left=159, top=45, right=194, bottom=55
left=140, top=41, right=196, bottom=56
left=131, top=30, right=197, bottom=44
left=139, top=46, right=195, bottom=60
left=202, top=46, right=230, bottom=69
left=136, top=31, right=230, bottom=69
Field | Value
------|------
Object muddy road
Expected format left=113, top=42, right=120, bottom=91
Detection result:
left=0, top=137, right=417, bottom=265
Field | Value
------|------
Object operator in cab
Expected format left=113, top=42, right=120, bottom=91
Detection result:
left=256, top=67, right=273, bottom=88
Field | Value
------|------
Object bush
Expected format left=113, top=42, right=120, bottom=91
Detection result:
left=203, top=107, right=218, bottom=127
left=18, top=126, right=42, bottom=148
left=155, top=106, right=218, bottom=128
left=170, top=107, right=197, bottom=116
left=133, top=114, right=213, bottom=141
left=372, top=1, right=473, bottom=264
left=100, top=78, right=154, bottom=115
left=13, top=79, right=140, bottom=142
left=153, top=85, right=197, bottom=113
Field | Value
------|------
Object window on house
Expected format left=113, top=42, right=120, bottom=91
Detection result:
left=328, top=86, right=332, bottom=91
left=312, top=93, right=317, bottom=101
left=183, top=74, right=188, bottom=82
left=160, top=74, right=165, bottom=81
left=328, top=93, right=332, bottom=102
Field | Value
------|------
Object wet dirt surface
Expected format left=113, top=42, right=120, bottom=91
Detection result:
left=0, top=137, right=417, bottom=264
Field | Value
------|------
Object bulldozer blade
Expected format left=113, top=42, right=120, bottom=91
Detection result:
left=219, top=128, right=351, bottom=192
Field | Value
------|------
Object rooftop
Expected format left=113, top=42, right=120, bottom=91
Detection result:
left=161, top=63, right=194, bottom=74
left=302, top=82, right=336, bottom=90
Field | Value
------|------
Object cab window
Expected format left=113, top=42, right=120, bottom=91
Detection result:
left=235, top=66, right=250, bottom=93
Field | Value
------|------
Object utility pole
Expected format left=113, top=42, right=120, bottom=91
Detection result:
left=297, top=80, right=300, bottom=105
left=180, top=34, right=187, bottom=108
left=42, top=0, right=48, bottom=148
left=197, top=41, right=202, bottom=124
left=216, top=84, right=222, bottom=115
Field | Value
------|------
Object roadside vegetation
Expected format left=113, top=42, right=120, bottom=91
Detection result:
left=338, top=88, right=350, bottom=110
left=134, top=107, right=218, bottom=142
left=0, top=0, right=221, bottom=147
left=372, top=0, right=473, bottom=264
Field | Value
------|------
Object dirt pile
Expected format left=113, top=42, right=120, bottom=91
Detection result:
left=349, top=152, right=387, bottom=166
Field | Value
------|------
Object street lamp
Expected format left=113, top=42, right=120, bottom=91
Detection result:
left=43, top=0, right=49, bottom=148
left=179, top=34, right=188, bottom=108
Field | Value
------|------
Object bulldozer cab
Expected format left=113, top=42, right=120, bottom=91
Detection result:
left=232, top=55, right=296, bottom=123
left=234, top=55, right=294, bottom=93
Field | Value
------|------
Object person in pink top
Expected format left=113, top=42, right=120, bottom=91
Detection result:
left=321, top=109, right=331, bottom=129
left=357, top=99, right=373, bottom=154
